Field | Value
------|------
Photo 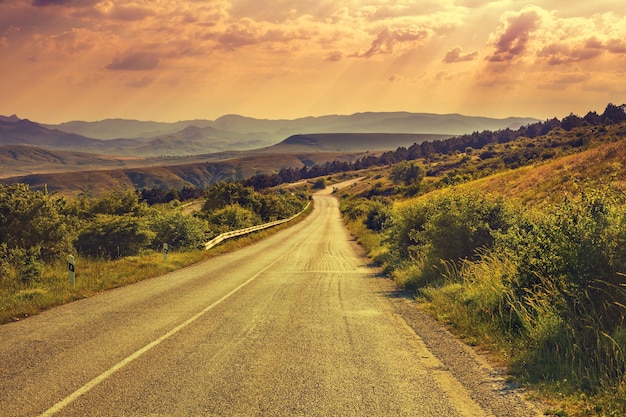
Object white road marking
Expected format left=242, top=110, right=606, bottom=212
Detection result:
left=39, top=252, right=290, bottom=417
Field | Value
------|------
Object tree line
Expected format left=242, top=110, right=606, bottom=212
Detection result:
left=0, top=182, right=308, bottom=286
left=242, top=103, right=626, bottom=191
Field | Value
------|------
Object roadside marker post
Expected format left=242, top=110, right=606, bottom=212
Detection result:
left=163, top=243, right=168, bottom=261
left=67, top=255, right=75, bottom=287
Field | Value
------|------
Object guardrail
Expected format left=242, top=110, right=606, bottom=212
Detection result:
left=204, top=202, right=311, bottom=250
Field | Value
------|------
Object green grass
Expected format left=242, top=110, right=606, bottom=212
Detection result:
left=0, top=204, right=312, bottom=324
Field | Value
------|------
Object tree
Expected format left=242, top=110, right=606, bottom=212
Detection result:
left=312, top=178, right=327, bottom=190
left=202, top=182, right=258, bottom=212
left=0, top=183, right=74, bottom=262
left=75, top=214, right=154, bottom=258
left=149, top=211, right=207, bottom=250
left=206, top=204, right=261, bottom=232
left=390, top=161, right=424, bottom=186
left=601, top=103, right=626, bottom=124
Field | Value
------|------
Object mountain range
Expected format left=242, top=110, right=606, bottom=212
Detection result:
left=0, top=111, right=540, bottom=196
left=45, top=112, right=538, bottom=140
left=1, top=112, right=539, bottom=157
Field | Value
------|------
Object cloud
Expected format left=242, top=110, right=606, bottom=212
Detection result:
left=352, top=26, right=433, bottom=58
left=537, top=71, right=590, bottom=90
left=325, top=51, right=343, bottom=61
left=32, top=0, right=99, bottom=7
left=537, top=43, right=602, bottom=65
left=486, top=7, right=542, bottom=62
left=443, top=46, right=478, bottom=63
left=32, top=0, right=71, bottom=6
left=96, top=4, right=155, bottom=21
left=587, top=37, right=626, bottom=54
left=216, top=17, right=315, bottom=50
left=106, top=52, right=160, bottom=71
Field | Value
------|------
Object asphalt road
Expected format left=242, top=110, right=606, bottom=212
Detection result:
left=0, top=183, right=541, bottom=416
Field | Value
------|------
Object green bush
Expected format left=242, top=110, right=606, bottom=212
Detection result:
left=75, top=214, right=155, bottom=258
left=385, top=191, right=511, bottom=287
left=0, top=184, right=75, bottom=262
left=415, top=189, right=626, bottom=393
left=364, top=199, right=391, bottom=232
left=206, top=204, right=261, bottom=233
left=312, top=178, right=327, bottom=190
left=149, top=210, right=208, bottom=250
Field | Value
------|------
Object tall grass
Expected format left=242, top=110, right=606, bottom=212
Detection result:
left=422, top=253, right=626, bottom=415
left=0, top=250, right=204, bottom=323
left=341, top=185, right=626, bottom=415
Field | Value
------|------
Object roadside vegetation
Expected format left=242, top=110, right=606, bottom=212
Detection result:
left=340, top=104, right=626, bottom=416
left=2, top=102, right=626, bottom=415
left=0, top=182, right=309, bottom=324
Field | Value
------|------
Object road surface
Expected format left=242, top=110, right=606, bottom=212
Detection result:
left=0, top=183, right=540, bottom=416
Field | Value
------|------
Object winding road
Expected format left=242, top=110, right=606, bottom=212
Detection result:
left=0, top=182, right=540, bottom=416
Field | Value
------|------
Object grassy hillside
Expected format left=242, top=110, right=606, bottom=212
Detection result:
left=279, top=132, right=451, bottom=152
left=3, top=150, right=368, bottom=197
left=339, top=121, right=626, bottom=416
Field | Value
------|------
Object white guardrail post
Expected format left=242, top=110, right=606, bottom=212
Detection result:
left=204, top=202, right=310, bottom=250
left=67, top=255, right=75, bottom=286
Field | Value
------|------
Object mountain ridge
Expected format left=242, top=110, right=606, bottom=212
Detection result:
left=33, top=111, right=539, bottom=140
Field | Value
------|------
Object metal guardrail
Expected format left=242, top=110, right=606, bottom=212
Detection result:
left=204, top=202, right=311, bottom=250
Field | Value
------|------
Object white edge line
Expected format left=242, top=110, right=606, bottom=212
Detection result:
left=39, top=254, right=287, bottom=417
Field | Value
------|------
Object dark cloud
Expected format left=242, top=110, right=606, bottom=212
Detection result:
left=32, top=0, right=98, bottom=7
left=106, top=52, right=160, bottom=71
left=443, top=46, right=478, bottom=63
left=352, top=26, right=432, bottom=58
left=587, top=37, right=626, bottom=54
left=32, top=0, right=71, bottom=6
left=487, top=9, right=541, bottom=62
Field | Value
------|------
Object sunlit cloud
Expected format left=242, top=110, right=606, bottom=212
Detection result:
left=443, top=46, right=478, bottom=63
left=486, top=6, right=543, bottom=62
left=351, top=25, right=434, bottom=58
left=2, top=0, right=626, bottom=122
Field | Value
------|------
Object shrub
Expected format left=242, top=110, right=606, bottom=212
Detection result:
left=149, top=210, right=208, bottom=250
left=385, top=190, right=512, bottom=287
left=206, top=204, right=261, bottom=233
left=75, top=214, right=155, bottom=258
left=364, top=200, right=392, bottom=232
left=0, top=184, right=75, bottom=262
left=312, top=178, right=327, bottom=190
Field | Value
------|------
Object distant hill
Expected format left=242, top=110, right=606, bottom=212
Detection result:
left=0, top=110, right=540, bottom=196
left=44, top=118, right=214, bottom=140
left=0, top=119, right=273, bottom=157
left=1, top=112, right=539, bottom=158
left=40, top=112, right=539, bottom=141
left=0, top=145, right=142, bottom=178
left=2, top=151, right=365, bottom=197
left=275, top=133, right=452, bottom=152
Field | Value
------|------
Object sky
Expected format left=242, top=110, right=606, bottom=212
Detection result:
left=1, top=0, right=625, bottom=124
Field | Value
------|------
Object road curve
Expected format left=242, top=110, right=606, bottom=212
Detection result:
left=0, top=183, right=540, bottom=416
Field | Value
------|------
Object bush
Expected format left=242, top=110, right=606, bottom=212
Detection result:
left=364, top=200, right=392, bottom=232
left=206, top=204, right=261, bottom=233
left=75, top=214, right=155, bottom=258
left=0, top=184, right=75, bottom=262
left=385, top=190, right=512, bottom=287
left=149, top=210, right=207, bottom=250
left=417, top=189, right=626, bottom=393
left=312, top=178, right=327, bottom=190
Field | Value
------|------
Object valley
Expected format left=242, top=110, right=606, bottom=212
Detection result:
left=0, top=111, right=527, bottom=196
